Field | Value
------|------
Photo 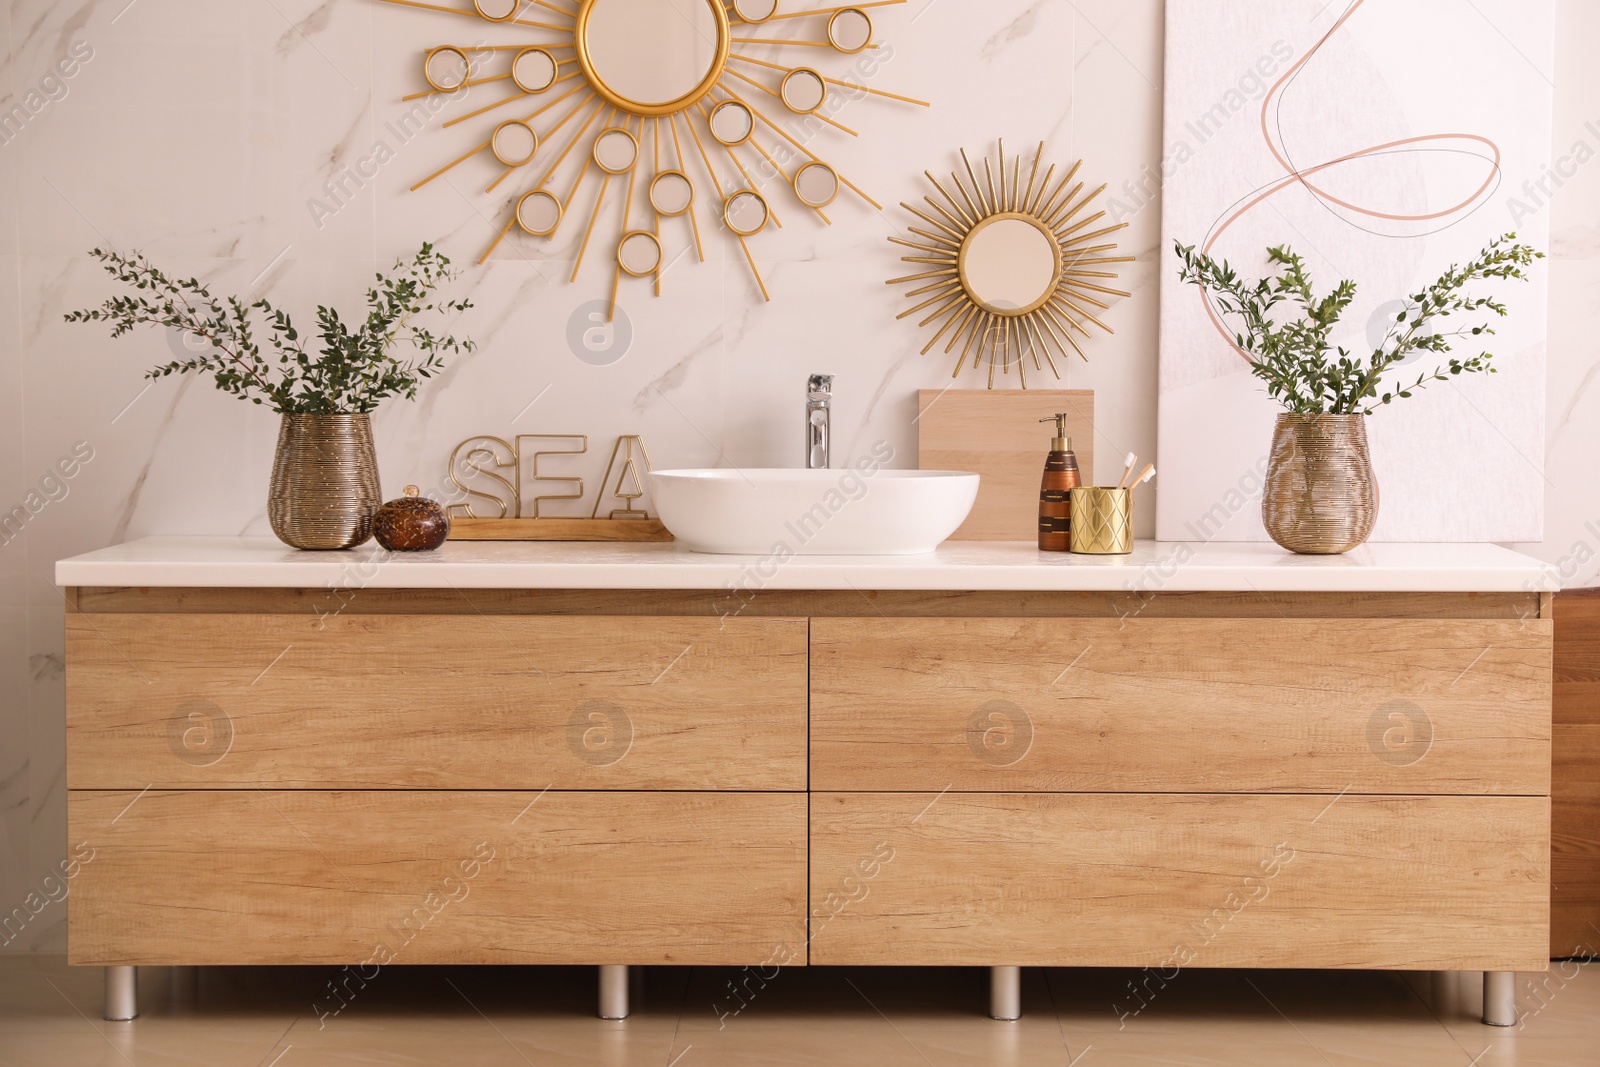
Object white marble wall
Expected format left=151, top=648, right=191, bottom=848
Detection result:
left=0, top=0, right=1589, bottom=951
left=1517, top=1, right=1600, bottom=587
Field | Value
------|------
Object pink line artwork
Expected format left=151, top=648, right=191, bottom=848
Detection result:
left=1197, top=0, right=1503, bottom=361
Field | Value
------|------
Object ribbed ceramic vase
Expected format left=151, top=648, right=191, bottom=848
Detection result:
left=268, top=414, right=381, bottom=550
left=1261, top=413, right=1377, bottom=555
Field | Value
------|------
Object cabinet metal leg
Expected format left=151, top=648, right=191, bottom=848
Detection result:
left=104, top=966, right=138, bottom=1021
left=599, top=965, right=629, bottom=1019
left=989, top=966, right=1021, bottom=1021
left=1483, top=971, right=1516, bottom=1026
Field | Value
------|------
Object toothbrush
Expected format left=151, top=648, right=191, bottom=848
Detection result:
left=1115, top=452, right=1137, bottom=489
left=1130, top=463, right=1156, bottom=487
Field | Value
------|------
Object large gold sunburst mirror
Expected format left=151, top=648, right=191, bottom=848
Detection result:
left=385, top=0, right=929, bottom=318
left=888, top=141, right=1134, bottom=388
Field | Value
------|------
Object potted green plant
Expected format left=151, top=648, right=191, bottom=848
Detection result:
left=1173, top=235, right=1541, bottom=553
left=67, top=244, right=473, bottom=550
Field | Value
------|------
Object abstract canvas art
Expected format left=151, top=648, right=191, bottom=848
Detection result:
left=1156, top=0, right=1554, bottom=542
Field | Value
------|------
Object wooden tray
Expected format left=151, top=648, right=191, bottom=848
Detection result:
left=449, top=518, right=673, bottom=542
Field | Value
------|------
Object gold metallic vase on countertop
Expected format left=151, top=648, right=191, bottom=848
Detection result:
left=268, top=414, right=381, bottom=550
left=1262, top=413, right=1377, bottom=555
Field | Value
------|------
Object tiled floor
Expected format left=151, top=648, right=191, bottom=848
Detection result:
left=0, top=957, right=1596, bottom=1066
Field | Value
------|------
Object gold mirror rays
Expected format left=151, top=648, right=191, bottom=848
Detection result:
left=423, top=46, right=470, bottom=92
left=491, top=119, right=539, bottom=166
left=511, top=47, right=558, bottom=93
left=592, top=126, right=639, bottom=174
left=779, top=68, right=827, bottom=113
left=708, top=100, right=755, bottom=146
left=733, top=0, right=781, bottom=23
left=650, top=170, right=695, bottom=216
left=793, top=161, right=840, bottom=208
left=725, top=190, right=770, bottom=236
left=390, top=0, right=929, bottom=317
left=516, top=189, right=563, bottom=235
left=473, top=0, right=519, bottom=21
left=618, top=231, right=664, bottom=276
left=827, top=9, right=874, bottom=53
left=887, top=141, right=1136, bottom=389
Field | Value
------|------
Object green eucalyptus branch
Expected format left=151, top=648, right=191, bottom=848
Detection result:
left=64, top=243, right=475, bottom=415
left=1173, top=234, right=1542, bottom=415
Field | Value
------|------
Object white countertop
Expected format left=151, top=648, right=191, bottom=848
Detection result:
left=55, top=536, right=1558, bottom=593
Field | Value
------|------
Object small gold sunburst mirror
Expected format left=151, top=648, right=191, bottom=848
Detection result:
left=888, top=141, right=1134, bottom=388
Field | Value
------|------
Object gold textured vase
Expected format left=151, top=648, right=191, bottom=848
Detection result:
left=268, top=414, right=381, bottom=550
left=1262, top=413, right=1377, bottom=555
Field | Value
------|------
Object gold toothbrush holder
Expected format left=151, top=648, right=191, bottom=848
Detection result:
left=1069, top=487, right=1134, bottom=554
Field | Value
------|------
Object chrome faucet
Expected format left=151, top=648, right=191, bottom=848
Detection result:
left=806, top=374, right=833, bottom=469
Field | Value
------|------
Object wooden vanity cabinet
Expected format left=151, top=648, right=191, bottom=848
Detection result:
left=70, top=790, right=805, bottom=967
left=65, top=587, right=1551, bottom=975
left=65, top=596, right=810, bottom=967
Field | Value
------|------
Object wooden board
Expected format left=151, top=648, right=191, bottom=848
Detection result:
left=449, top=517, right=672, bottom=541
left=71, top=586, right=1542, bottom=620
left=917, top=389, right=1094, bottom=541
left=810, top=617, right=1552, bottom=795
left=67, top=614, right=807, bottom=790
left=68, top=790, right=807, bottom=967
left=808, top=792, right=1550, bottom=970
left=1553, top=589, right=1600, bottom=956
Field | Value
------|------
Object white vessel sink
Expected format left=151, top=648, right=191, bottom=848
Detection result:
left=651, top=468, right=980, bottom=555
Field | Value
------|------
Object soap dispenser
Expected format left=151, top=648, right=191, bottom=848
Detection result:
left=1038, top=414, right=1081, bottom=552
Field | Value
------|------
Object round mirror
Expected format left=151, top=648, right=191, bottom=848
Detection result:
left=511, top=48, right=557, bottom=93
left=793, top=161, right=839, bottom=208
left=779, top=68, right=826, bottom=113
left=516, top=190, right=563, bottom=235
left=474, top=0, right=518, bottom=20
left=618, top=230, right=663, bottom=276
left=650, top=170, right=694, bottom=215
left=959, top=214, right=1061, bottom=317
left=577, top=0, right=730, bottom=115
left=708, top=100, right=753, bottom=146
left=491, top=119, right=539, bottom=166
left=423, top=46, right=470, bottom=92
left=732, top=0, right=779, bottom=22
left=724, top=190, right=769, bottom=236
left=827, top=9, right=872, bottom=53
left=593, top=127, right=639, bottom=174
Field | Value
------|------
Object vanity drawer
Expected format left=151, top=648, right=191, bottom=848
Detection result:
left=810, top=617, right=1551, bottom=794
left=808, top=791, right=1549, bottom=970
left=68, top=789, right=807, bottom=966
left=67, top=613, right=807, bottom=790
